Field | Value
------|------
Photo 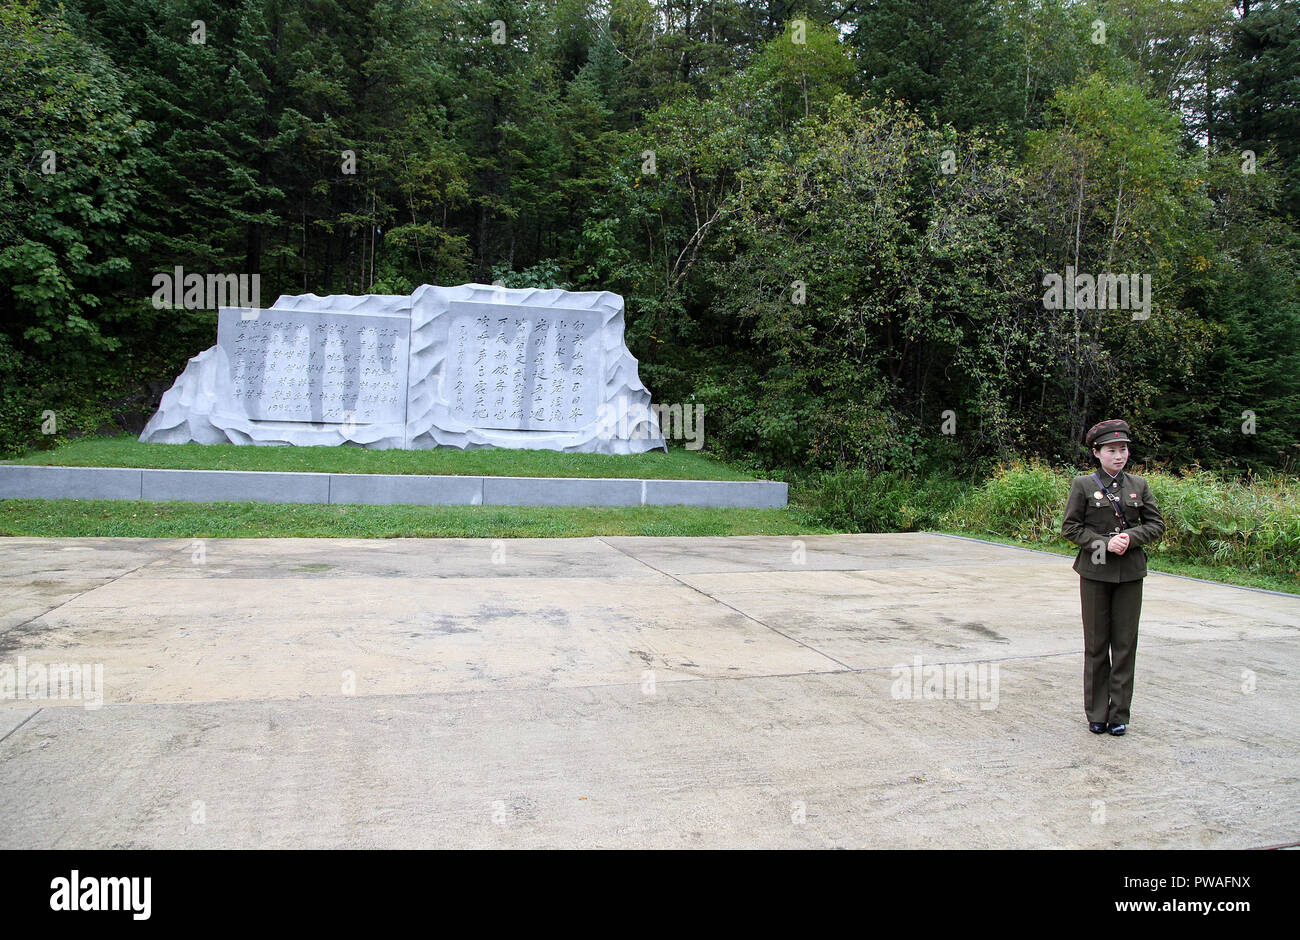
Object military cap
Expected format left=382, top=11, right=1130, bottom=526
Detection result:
left=1086, top=418, right=1132, bottom=448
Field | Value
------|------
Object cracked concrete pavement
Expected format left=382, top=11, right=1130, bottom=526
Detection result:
left=1, top=532, right=1296, bottom=848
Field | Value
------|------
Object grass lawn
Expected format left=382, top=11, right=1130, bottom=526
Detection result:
left=0, top=499, right=827, bottom=539
left=2, top=434, right=756, bottom=480
left=0, top=435, right=803, bottom=538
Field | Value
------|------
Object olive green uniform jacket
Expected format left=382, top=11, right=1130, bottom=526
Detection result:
left=1061, top=471, right=1165, bottom=582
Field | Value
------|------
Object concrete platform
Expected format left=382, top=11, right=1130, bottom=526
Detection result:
left=0, top=465, right=786, bottom=509
left=1, top=533, right=1296, bottom=848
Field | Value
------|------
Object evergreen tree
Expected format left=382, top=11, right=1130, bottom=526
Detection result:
left=846, top=0, right=1023, bottom=133
left=1216, top=0, right=1300, bottom=220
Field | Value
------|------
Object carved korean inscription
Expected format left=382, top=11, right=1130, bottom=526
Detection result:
left=217, top=309, right=409, bottom=424
left=443, top=301, right=601, bottom=432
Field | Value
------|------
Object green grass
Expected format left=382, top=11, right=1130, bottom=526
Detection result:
left=0, top=499, right=829, bottom=539
left=3, top=434, right=754, bottom=480
left=933, top=530, right=1300, bottom=595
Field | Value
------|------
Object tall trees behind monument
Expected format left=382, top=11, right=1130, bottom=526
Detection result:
left=0, top=0, right=1296, bottom=473
left=1214, top=0, right=1300, bottom=220
left=0, top=0, right=157, bottom=448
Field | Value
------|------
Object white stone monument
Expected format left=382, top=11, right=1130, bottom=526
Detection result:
left=140, top=283, right=666, bottom=453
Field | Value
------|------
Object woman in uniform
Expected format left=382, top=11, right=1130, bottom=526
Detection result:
left=1061, top=419, right=1165, bottom=736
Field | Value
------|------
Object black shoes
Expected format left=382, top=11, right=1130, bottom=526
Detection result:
left=1089, top=721, right=1108, bottom=734
left=1107, top=723, right=1127, bottom=736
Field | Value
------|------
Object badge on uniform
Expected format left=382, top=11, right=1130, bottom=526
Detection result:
left=1093, top=491, right=1103, bottom=499
left=1129, top=493, right=1137, bottom=498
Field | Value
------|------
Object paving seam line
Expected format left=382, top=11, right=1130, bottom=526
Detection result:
left=4, top=634, right=1280, bottom=711
left=2, top=552, right=174, bottom=637
left=0, top=707, right=41, bottom=744
left=596, top=537, right=855, bottom=671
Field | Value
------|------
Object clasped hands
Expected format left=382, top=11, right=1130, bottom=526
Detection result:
left=1107, top=532, right=1131, bottom=555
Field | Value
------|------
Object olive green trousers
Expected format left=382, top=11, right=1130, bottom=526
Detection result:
left=1080, top=576, right=1144, bottom=725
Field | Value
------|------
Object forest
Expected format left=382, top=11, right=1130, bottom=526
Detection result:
left=2, top=0, right=1297, bottom=477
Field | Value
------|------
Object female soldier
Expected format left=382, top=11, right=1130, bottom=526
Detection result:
left=1061, top=419, right=1165, bottom=736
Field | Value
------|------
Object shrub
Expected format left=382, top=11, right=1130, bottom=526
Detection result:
left=938, top=463, right=1300, bottom=584
left=798, top=467, right=966, bottom=533
left=943, top=461, right=1067, bottom=542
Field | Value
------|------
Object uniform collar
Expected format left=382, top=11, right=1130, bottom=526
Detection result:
left=1096, top=468, right=1124, bottom=489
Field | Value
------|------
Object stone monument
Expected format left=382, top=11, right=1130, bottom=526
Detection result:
left=140, top=283, right=666, bottom=453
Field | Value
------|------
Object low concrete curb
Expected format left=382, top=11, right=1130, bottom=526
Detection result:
left=0, top=465, right=787, bottom=509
